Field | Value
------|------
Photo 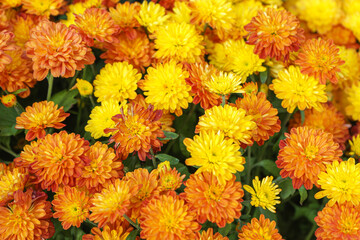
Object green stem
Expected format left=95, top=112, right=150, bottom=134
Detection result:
left=76, top=98, right=83, bottom=133
left=150, top=148, right=157, bottom=168
left=280, top=111, right=292, bottom=132
left=90, top=64, right=96, bottom=76
left=221, top=95, right=226, bottom=107
left=246, top=146, right=252, bottom=186
left=89, top=95, right=96, bottom=108
left=305, top=223, right=317, bottom=240
left=46, top=74, right=54, bottom=101
left=0, top=144, right=18, bottom=158
left=123, top=214, right=141, bottom=230
left=84, top=219, right=97, bottom=227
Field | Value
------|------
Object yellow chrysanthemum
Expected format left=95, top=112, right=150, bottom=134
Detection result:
left=261, top=0, right=283, bottom=5
left=205, top=71, right=244, bottom=96
left=141, top=61, right=192, bottom=116
left=343, top=13, right=360, bottom=41
left=72, top=79, right=93, bottom=97
left=269, top=65, right=328, bottom=113
left=345, top=83, right=360, bottom=121
left=189, top=0, right=234, bottom=37
left=135, top=1, right=169, bottom=33
left=0, top=166, right=28, bottom=206
left=336, top=46, right=360, bottom=86
left=315, top=158, right=360, bottom=207
left=296, top=0, right=342, bottom=34
left=61, top=3, right=87, bottom=27
left=349, top=135, right=360, bottom=157
left=94, top=62, right=141, bottom=103
left=85, top=100, right=126, bottom=139
left=168, top=1, right=192, bottom=24
left=0, top=0, right=21, bottom=8
left=209, top=39, right=266, bottom=78
left=22, top=0, right=64, bottom=17
left=153, top=22, right=204, bottom=63
left=184, top=130, right=245, bottom=184
left=243, top=176, right=281, bottom=213
left=343, top=0, right=360, bottom=15
left=196, top=105, right=256, bottom=145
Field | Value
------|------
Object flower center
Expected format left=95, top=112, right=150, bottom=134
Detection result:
left=305, top=145, right=319, bottom=161
left=205, top=185, right=224, bottom=202
left=339, top=213, right=359, bottom=234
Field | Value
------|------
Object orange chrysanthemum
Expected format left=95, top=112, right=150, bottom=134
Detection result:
left=295, top=38, right=345, bottom=84
left=0, top=48, right=36, bottom=98
left=276, top=127, right=342, bottom=190
left=233, top=92, right=281, bottom=146
left=124, top=168, right=159, bottom=220
left=15, top=101, right=70, bottom=141
left=244, top=7, right=305, bottom=61
left=0, top=30, right=17, bottom=72
left=100, top=31, right=153, bottom=72
left=238, top=214, right=284, bottom=240
left=315, top=202, right=360, bottom=240
left=22, top=0, right=64, bottom=17
left=157, top=163, right=185, bottom=193
left=0, top=165, right=28, bottom=206
left=322, top=25, right=358, bottom=48
left=140, top=193, right=201, bottom=240
left=89, top=179, right=139, bottom=228
left=181, top=172, right=244, bottom=228
left=196, top=228, right=229, bottom=240
left=0, top=189, right=54, bottom=240
left=105, top=103, right=164, bottom=161
left=74, top=8, right=119, bottom=46
left=26, top=20, right=95, bottom=80
left=11, top=14, right=44, bottom=48
left=76, top=142, right=123, bottom=194
left=289, top=102, right=350, bottom=150
left=185, top=62, right=222, bottom=110
left=52, top=186, right=90, bottom=230
left=21, top=131, right=89, bottom=191
left=83, top=221, right=133, bottom=240
left=109, top=2, right=141, bottom=38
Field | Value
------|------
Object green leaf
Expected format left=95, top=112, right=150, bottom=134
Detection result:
left=252, top=159, right=280, bottom=177
left=155, top=153, right=179, bottom=165
left=0, top=103, right=22, bottom=136
left=126, top=229, right=140, bottom=240
left=0, top=136, right=11, bottom=149
left=300, top=110, right=305, bottom=125
left=11, top=88, right=27, bottom=95
left=50, top=89, right=78, bottom=112
left=278, top=177, right=296, bottom=199
left=159, top=131, right=179, bottom=140
left=260, top=70, right=268, bottom=84
left=173, top=163, right=190, bottom=179
left=218, top=223, right=232, bottom=236
left=298, top=186, right=308, bottom=205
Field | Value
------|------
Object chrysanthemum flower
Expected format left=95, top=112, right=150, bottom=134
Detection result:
left=141, top=60, right=193, bottom=116
left=349, top=135, right=360, bottom=157
left=184, top=130, right=245, bottom=183
left=343, top=12, right=360, bottom=41
left=153, top=22, right=204, bottom=63
left=0, top=166, right=28, bottom=206
left=336, top=46, right=360, bottom=86
left=185, top=62, right=222, bottom=110
left=22, top=0, right=64, bottom=17
left=196, top=228, right=229, bottom=240
left=289, top=102, right=350, bottom=150
left=322, top=25, right=358, bottom=48
left=269, top=65, right=328, bottom=113
left=0, top=189, right=54, bottom=240
left=76, top=142, right=123, bottom=193
left=209, top=39, right=266, bottom=78
left=345, top=83, right=360, bottom=121
left=27, top=131, right=89, bottom=191
left=85, top=100, right=125, bottom=139
left=243, top=82, right=259, bottom=95
left=189, top=0, right=234, bottom=38
left=0, top=48, right=37, bottom=98
left=0, top=30, right=17, bottom=72
left=100, top=31, right=153, bottom=72
left=295, top=0, right=342, bottom=34
left=105, top=103, right=164, bottom=161
left=135, top=1, right=169, bottom=33
left=233, top=92, right=281, bottom=146
left=168, top=1, right=192, bottom=24
left=277, top=127, right=342, bottom=190
left=238, top=214, right=284, bottom=240
left=0, top=94, right=16, bottom=108
left=157, top=164, right=185, bottom=193
left=181, top=172, right=244, bottom=228
left=61, top=3, right=87, bottom=27
left=196, top=105, right=256, bottom=145
left=94, top=61, right=141, bottom=103
left=315, top=158, right=360, bottom=206
left=26, top=20, right=95, bottom=80
left=74, top=8, right=119, bottom=46
left=244, top=8, right=305, bottom=61
left=205, top=71, right=244, bottom=96
left=295, top=38, right=344, bottom=84
left=71, top=78, right=93, bottom=97
left=124, top=168, right=159, bottom=220
left=89, top=179, right=138, bottom=228
left=109, top=2, right=141, bottom=34
left=83, top=222, right=132, bottom=240
left=11, top=14, right=42, bottom=48
left=15, top=101, right=69, bottom=141
left=0, top=0, right=21, bottom=8
left=52, top=186, right=90, bottom=230
left=140, top=193, right=201, bottom=240
left=243, top=176, right=281, bottom=213
left=314, top=202, right=360, bottom=239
